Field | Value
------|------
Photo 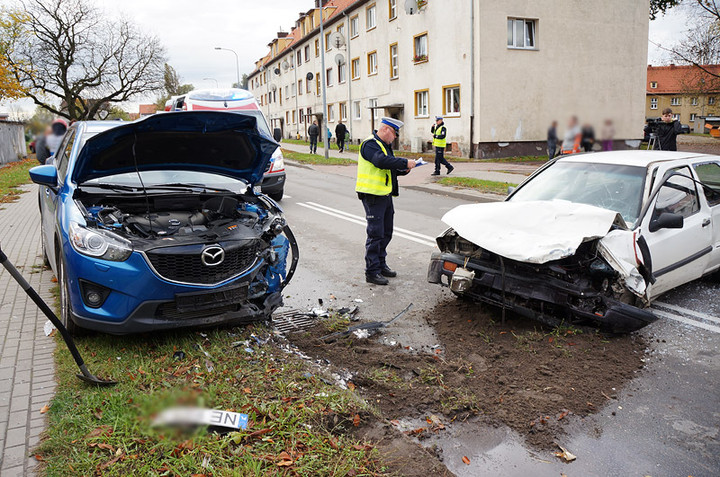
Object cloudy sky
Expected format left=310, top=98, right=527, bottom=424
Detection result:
left=1, top=1, right=691, bottom=117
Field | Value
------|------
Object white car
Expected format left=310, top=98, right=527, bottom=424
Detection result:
left=428, top=151, right=720, bottom=333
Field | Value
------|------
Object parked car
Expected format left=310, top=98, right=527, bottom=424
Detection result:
left=29, top=111, right=298, bottom=335
left=171, top=88, right=285, bottom=201
left=428, top=151, right=720, bottom=333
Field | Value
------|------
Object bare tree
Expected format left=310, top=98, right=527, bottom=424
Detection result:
left=3, top=0, right=166, bottom=120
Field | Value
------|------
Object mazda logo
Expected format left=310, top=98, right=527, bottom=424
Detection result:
left=201, top=245, right=225, bottom=266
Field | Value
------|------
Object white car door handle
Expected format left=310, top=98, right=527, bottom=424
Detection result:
left=702, top=218, right=711, bottom=227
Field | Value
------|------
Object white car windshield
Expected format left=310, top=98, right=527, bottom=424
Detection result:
left=509, top=162, right=647, bottom=226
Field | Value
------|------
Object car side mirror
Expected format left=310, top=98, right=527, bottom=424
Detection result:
left=29, top=164, right=58, bottom=191
left=649, top=212, right=684, bottom=233
left=273, top=128, right=282, bottom=142
left=507, top=186, right=516, bottom=196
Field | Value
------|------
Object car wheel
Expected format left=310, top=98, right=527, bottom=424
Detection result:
left=269, top=191, right=284, bottom=202
left=57, top=256, right=81, bottom=336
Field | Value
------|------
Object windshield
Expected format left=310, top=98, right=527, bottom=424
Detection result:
left=509, top=161, right=647, bottom=226
left=83, top=170, right=248, bottom=193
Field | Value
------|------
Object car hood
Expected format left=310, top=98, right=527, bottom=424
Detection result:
left=72, top=111, right=279, bottom=185
left=441, top=200, right=628, bottom=264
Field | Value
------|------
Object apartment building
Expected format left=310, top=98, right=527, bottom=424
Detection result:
left=646, top=64, right=720, bottom=133
left=248, top=0, right=649, bottom=157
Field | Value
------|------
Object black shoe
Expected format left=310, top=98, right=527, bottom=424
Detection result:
left=447, top=165, right=454, bottom=174
left=380, top=267, right=397, bottom=278
left=431, top=171, right=440, bottom=176
left=365, top=273, right=389, bottom=285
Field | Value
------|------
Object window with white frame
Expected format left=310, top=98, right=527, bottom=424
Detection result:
left=285, top=85, right=289, bottom=99
left=298, top=79, right=303, bottom=95
left=673, top=114, right=680, bottom=120
left=710, top=97, right=716, bottom=105
left=328, top=103, right=335, bottom=122
left=338, top=62, right=346, bottom=83
left=366, top=4, right=376, bottom=30
left=690, top=113, right=696, bottom=121
left=340, top=102, right=348, bottom=121
left=650, top=97, right=658, bottom=109
left=443, top=85, right=460, bottom=115
left=353, top=100, right=361, bottom=120
left=389, top=43, right=398, bottom=79
left=338, top=24, right=345, bottom=37
left=413, top=33, right=428, bottom=62
left=650, top=81, right=657, bottom=88
left=369, top=98, right=379, bottom=120
left=299, top=109, right=304, bottom=123
left=671, top=97, right=680, bottom=106
left=306, top=78, right=312, bottom=93
left=315, top=39, right=319, bottom=57
left=350, top=15, right=359, bottom=37
left=326, top=67, right=333, bottom=86
left=351, top=57, right=360, bottom=80
left=507, top=18, right=536, bottom=49
left=691, top=97, right=698, bottom=105
left=291, top=82, right=296, bottom=97
left=389, top=0, right=397, bottom=20
left=415, top=90, right=429, bottom=117
left=367, top=51, right=378, bottom=75
left=325, top=32, right=331, bottom=51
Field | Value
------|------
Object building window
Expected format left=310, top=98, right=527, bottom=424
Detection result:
left=369, top=98, right=380, bottom=120
left=286, top=111, right=290, bottom=124
left=291, top=82, right=296, bottom=97
left=650, top=97, right=658, bottom=110
left=415, top=89, right=429, bottom=117
left=315, top=39, right=320, bottom=57
left=299, top=109, right=304, bottom=123
left=673, top=114, right=680, bottom=121
left=328, top=103, right=335, bottom=122
left=366, top=4, right=377, bottom=30
left=306, top=78, right=312, bottom=93
left=507, top=18, right=536, bottom=49
left=367, top=51, right=378, bottom=75
left=338, top=62, right=347, bottom=83
left=353, top=100, right=361, bottom=120
left=340, top=102, right=348, bottom=121
left=443, top=84, right=460, bottom=115
left=316, top=72, right=320, bottom=95
left=326, top=67, right=333, bottom=87
left=298, top=79, right=303, bottom=95
left=413, top=33, right=428, bottom=63
left=285, top=85, right=289, bottom=100
left=389, top=43, right=398, bottom=79
left=690, top=113, right=696, bottom=122
left=671, top=97, right=680, bottom=106
left=325, top=32, right=331, bottom=51
left=351, top=57, right=360, bottom=80
left=292, top=110, right=296, bottom=124
left=709, top=97, right=716, bottom=105
left=338, top=24, right=345, bottom=36
left=650, top=81, right=657, bottom=88
left=350, top=15, right=359, bottom=38
left=389, top=0, right=397, bottom=20
left=304, top=45, right=310, bottom=62
left=297, top=50, right=302, bottom=64
left=307, top=107, right=312, bottom=120
left=691, top=97, right=698, bottom=106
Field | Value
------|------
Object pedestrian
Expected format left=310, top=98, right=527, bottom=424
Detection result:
left=308, top=120, right=319, bottom=154
left=547, top=120, right=558, bottom=159
left=335, top=120, right=347, bottom=153
left=356, top=117, right=417, bottom=286
left=46, top=118, right=68, bottom=156
left=430, top=116, right=453, bottom=176
left=655, top=108, right=682, bottom=151
left=581, top=123, right=595, bottom=152
left=560, top=116, right=582, bottom=155
left=35, top=125, right=52, bottom=165
left=600, top=119, right=615, bottom=151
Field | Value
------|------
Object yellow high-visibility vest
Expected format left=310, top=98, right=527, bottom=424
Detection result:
left=433, top=125, right=447, bottom=148
left=355, top=136, right=392, bottom=196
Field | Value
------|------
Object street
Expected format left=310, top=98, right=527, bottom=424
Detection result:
left=279, top=162, right=720, bottom=477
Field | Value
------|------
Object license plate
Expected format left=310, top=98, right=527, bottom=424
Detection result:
left=175, top=283, right=248, bottom=313
left=153, top=407, right=249, bottom=430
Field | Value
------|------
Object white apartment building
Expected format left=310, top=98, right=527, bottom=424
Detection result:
left=248, top=0, right=649, bottom=158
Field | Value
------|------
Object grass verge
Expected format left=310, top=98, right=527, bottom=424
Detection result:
left=0, top=158, right=36, bottom=203
left=36, top=324, right=383, bottom=476
left=283, top=139, right=360, bottom=153
left=437, top=176, right=517, bottom=195
left=281, top=149, right=355, bottom=166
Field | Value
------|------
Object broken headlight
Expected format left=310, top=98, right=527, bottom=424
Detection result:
left=69, top=221, right=132, bottom=261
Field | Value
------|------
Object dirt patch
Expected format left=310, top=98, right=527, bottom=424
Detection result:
left=288, top=298, right=646, bottom=450
left=678, top=135, right=720, bottom=155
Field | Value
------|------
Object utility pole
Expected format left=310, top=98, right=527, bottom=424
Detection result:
left=320, top=7, right=330, bottom=160
left=214, top=47, right=240, bottom=87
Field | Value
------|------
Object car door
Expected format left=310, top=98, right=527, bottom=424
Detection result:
left=693, top=160, right=720, bottom=272
left=43, top=129, right=75, bottom=271
left=642, top=166, right=713, bottom=298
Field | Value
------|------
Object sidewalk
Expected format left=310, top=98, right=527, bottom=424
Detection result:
left=0, top=184, right=56, bottom=475
left=280, top=140, right=538, bottom=202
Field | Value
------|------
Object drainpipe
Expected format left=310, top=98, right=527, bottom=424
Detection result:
left=320, top=7, right=330, bottom=160
left=469, top=0, right=475, bottom=158
left=291, top=47, right=299, bottom=139
left=343, top=11, right=353, bottom=143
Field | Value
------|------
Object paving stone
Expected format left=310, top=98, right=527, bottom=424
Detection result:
left=5, top=426, right=27, bottom=447
left=7, top=410, right=27, bottom=429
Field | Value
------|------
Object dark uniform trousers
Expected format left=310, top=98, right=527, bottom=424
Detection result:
left=360, top=194, right=394, bottom=274
left=434, top=147, right=451, bottom=173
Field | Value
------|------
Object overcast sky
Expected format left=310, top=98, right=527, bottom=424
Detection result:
left=1, top=1, right=691, bottom=117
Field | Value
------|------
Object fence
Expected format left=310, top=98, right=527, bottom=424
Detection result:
left=0, top=121, right=26, bottom=165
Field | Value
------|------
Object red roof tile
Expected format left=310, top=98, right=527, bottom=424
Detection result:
left=647, top=64, right=720, bottom=94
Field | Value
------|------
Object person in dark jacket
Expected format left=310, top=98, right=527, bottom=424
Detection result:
left=308, top=120, right=319, bottom=154
left=335, top=120, right=348, bottom=152
left=35, top=126, right=52, bottom=164
left=356, top=118, right=417, bottom=285
left=547, top=120, right=558, bottom=159
left=581, top=124, right=595, bottom=152
left=655, top=108, right=682, bottom=151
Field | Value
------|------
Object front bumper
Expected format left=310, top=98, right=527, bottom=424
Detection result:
left=428, top=251, right=657, bottom=333
left=261, top=171, right=285, bottom=195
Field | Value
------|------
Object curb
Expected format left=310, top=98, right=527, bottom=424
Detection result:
left=284, top=159, right=315, bottom=171
left=403, top=185, right=502, bottom=203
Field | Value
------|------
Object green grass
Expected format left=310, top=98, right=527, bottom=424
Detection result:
left=37, top=325, right=384, bottom=476
left=0, top=158, right=36, bottom=203
left=437, top=176, right=518, bottom=195
left=283, top=138, right=360, bottom=153
left=281, top=149, right=355, bottom=166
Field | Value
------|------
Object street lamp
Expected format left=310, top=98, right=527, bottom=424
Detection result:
left=203, top=77, right=219, bottom=88
left=214, top=47, right=240, bottom=87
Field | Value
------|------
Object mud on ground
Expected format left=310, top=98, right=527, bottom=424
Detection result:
left=288, top=298, right=647, bottom=456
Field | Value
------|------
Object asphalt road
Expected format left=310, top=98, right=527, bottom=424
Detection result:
left=279, top=163, right=720, bottom=477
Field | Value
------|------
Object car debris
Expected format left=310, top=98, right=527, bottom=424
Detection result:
left=554, top=444, right=577, bottom=462
left=320, top=303, right=413, bottom=342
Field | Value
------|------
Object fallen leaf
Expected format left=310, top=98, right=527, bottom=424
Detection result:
left=462, top=456, right=471, bottom=465
left=96, top=443, right=115, bottom=452
left=247, top=428, right=273, bottom=439
left=557, top=410, right=570, bottom=421
left=85, top=425, right=113, bottom=439
left=352, top=414, right=360, bottom=427
left=51, top=276, right=57, bottom=283
left=276, top=451, right=294, bottom=467
left=96, top=454, right=122, bottom=471
left=243, top=387, right=252, bottom=394
left=34, top=454, right=44, bottom=462
left=347, top=382, right=356, bottom=391
left=548, top=337, right=554, bottom=343
left=40, top=404, right=50, bottom=414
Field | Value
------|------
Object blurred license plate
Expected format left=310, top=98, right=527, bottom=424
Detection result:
left=175, top=283, right=248, bottom=312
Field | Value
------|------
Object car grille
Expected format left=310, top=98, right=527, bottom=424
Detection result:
left=145, top=241, right=262, bottom=285
left=156, top=303, right=237, bottom=321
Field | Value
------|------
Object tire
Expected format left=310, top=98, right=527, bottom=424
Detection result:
left=57, top=256, right=81, bottom=336
left=269, top=190, right=284, bottom=202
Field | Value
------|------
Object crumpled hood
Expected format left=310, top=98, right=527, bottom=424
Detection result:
left=442, top=200, right=627, bottom=264
left=72, top=111, right=279, bottom=185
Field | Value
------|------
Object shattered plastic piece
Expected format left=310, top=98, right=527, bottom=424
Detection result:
left=353, top=329, right=371, bottom=339
left=554, top=445, right=577, bottom=462
left=153, top=407, right=249, bottom=430
left=43, top=320, right=55, bottom=336
left=310, top=308, right=329, bottom=317
left=354, top=298, right=364, bottom=303
left=320, top=303, right=413, bottom=342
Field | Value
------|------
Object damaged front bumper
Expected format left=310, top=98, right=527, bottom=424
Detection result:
left=428, top=251, right=657, bottom=333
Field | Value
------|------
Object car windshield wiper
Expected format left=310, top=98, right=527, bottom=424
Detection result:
left=79, top=183, right=140, bottom=192
left=80, top=183, right=239, bottom=193
left=155, top=183, right=240, bottom=193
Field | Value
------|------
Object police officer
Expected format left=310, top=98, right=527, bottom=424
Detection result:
left=430, top=116, right=453, bottom=176
left=356, top=118, right=416, bottom=285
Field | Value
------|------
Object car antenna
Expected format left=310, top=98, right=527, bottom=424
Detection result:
left=132, top=131, right=153, bottom=234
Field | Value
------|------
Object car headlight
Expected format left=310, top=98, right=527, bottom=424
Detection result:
left=69, top=221, right=132, bottom=261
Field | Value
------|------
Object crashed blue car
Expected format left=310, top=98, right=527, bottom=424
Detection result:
left=29, top=111, right=298, bottom=334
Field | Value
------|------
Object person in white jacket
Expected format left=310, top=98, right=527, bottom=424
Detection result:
left=45, top=118, right=68, bottom=156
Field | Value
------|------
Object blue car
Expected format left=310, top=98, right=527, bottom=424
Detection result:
left=29, top=111, right=298, bottom=334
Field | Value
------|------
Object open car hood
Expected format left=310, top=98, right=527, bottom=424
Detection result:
left=72, top=111, right=279, bottom=186
left=442, top=200, right=628, bottom=264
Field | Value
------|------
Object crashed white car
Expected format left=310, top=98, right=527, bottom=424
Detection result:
left=428, top=151, right=720, bottom=332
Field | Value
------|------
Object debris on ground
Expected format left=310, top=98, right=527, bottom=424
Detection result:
left=320, top=303, right=413, bottom=342
left=43, top=320, right=55, bottom=336
left=153, top=407, right=249, bottom=431
left=554, top=444, right=577, bottom=462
